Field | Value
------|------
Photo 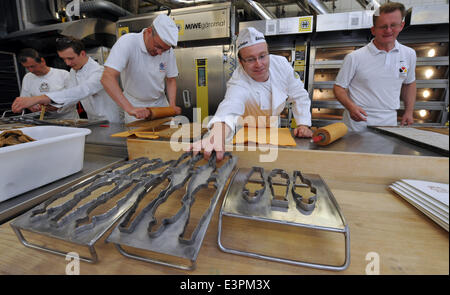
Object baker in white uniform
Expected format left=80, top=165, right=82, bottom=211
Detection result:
left=12, top=38, right=122, bottom=123
left=193, top=27, right=312, bottom=161
left=16, top=48, right=78, bottom=119
left=101, top=14, right=181, bottom=123
left=334, top=2, right=417, bottom=132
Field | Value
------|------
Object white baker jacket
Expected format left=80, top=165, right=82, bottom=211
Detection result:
left=208, top=54, right=311, bottom=138
left=47, top=57, right=122, bottom=123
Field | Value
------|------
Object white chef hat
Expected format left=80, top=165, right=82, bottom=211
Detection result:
left=236, top=27, right=266, bottom=51
left=152, top=14, right=179, bottom=47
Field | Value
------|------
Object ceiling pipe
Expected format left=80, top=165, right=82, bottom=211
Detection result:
left=243, top=0, right=276, bottom=20
left=306, top=0, right=330, bottom=14
left=149, top=0, right=228, bottom=7
left=295, top=0, right=313, bottom=15
left=355, top=0, right=381, bottom=10
left=78, top=0, right=134, bottom=17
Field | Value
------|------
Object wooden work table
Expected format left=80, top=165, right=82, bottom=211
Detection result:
left=0, top=139, right=448, bottom=275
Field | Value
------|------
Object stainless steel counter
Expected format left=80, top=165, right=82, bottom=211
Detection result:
left=293, top=130, right=443, bottom=157
left=85, top=122, right=443, bottom=157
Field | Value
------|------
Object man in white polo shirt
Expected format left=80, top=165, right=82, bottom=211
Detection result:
left=334, top=2, right=416, bottom=132
left=101, top=14, right=181, bottom=123
left=16, top=48, right=79, bottom=119
left=192, top=27, right=312, bottom=161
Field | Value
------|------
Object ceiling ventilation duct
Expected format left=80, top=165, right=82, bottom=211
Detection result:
left=145, top=0, right=228, bottom=8
left=306, top=0, right=330, bottom=14
left=243, top=0, right=276, bottom=20
left=68, top=0, right=134, bottom=21
left=355, top=0, right=381, bottom=10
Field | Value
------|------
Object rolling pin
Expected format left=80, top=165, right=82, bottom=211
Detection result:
left=312, top=122, right=348, bottom=146
left=146, top=107, right=176, bottom=120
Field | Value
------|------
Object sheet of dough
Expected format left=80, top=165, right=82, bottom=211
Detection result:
left=233, top=127, right=296, bottom=146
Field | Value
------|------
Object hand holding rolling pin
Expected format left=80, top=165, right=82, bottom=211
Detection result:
left=125, top=106, right=151, bottom=120
left=293, top=125, right=313, bottom=138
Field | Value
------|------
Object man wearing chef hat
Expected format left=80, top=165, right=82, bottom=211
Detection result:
left=101, top=14, right=181, bottom=123
left=193, top=27, right=312, bottom=161
left=333, top=2, right=417, bottom=132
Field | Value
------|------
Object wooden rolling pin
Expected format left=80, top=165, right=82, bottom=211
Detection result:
left=312, top=122, right=348, bottom=146
left=146, top=107, right=176, bottom=120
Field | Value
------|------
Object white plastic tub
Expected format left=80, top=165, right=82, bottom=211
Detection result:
left=0, top=126, right=91, bottom=202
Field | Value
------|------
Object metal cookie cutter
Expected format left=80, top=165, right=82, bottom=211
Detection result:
left=242, top=166, right=266, bottom=203
left=10, top=157, right=174, bottom=263
left=292, top=170, right=317, bottom=213
left=106, top=151, right=237, bottom=270
left=218, top=167, right=350, bottom=271
left=268, top=169, right=290, bottom=209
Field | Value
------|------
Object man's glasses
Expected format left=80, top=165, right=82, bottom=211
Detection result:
left=241, top=53, right=269, bottom=64
left=375, top=23, right=402, bottom=30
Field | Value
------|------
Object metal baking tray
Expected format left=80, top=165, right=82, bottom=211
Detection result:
left=106, top=152, right=237, bottom=270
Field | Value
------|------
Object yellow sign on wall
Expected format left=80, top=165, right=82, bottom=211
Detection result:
left=298, top=16, right=312, bottom=33
left=118, top=26, right=129, bottom=37
left=175, top=20, right=184, bottom=36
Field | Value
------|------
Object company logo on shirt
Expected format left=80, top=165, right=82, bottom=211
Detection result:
left=159, top=62, right=166, bottom=72
left=39, top=82, right=50, bottom=92
left=399, top=66, right=407, bottom=74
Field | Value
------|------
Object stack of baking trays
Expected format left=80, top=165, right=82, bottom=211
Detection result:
left=10, top=152, right=350, bottom=271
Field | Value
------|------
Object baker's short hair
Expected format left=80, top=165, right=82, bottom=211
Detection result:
left=56, top=36, right=85, bottom=55
left=373, top=2, right=406, bottom=27
left=18, top=48, right=42, bottom=64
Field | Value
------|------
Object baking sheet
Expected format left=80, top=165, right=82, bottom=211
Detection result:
left=369, top=126, right=449, bottom=156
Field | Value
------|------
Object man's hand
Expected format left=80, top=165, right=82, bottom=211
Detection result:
left=170, top=104, right=182, bottom=115
left=28, top=104, right=41, bottom=113
left=191, top=122, right=229, bottom=162
left=126, top=107, right=151, bottom=120
left=349, top=105, right=368, bottom=122
left=400, top=111, right=414, bottom=126
left=294, top=125, right=313, bottom=138
left=12, top=95, right=49, bottom=113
